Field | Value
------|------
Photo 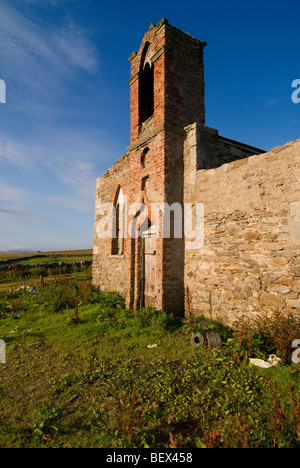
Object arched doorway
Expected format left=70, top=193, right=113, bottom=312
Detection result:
left=142, top=224, right=156, bottom=308
left=129, top=208, right=157, bottom=309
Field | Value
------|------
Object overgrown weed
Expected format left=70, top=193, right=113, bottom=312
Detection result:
left=232, top=311, right=300, bottom=364
left=0, top=280, right=300, bottom=448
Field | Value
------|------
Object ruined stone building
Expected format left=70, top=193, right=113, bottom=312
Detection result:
left=92, top=18, right=300, bottom=324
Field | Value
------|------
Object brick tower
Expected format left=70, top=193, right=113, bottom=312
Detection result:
left=125, top=19, right=207, bottom=315
left=93, top=19, right=277, bottom=325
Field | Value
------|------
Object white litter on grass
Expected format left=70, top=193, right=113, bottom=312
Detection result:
left=13, top=285, right=36, bottom=294
left=249, top=354, right=281, bottom=369
left=147, top=344, right=158, bottom=349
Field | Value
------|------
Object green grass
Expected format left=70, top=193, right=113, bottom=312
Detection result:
left=0, top=249, right=93, bottom=262
left=12, top=256, right=92, bottom=265
left=0, top=250, right=93, bottom=293
left=0, top=282, right=299, bottom=448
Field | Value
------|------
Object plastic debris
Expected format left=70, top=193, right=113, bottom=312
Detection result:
left=13, top=285, right=36, bottom=294
left=147, top=344, right=158, bottom=349
left=249, top=354, right=281, bottom=369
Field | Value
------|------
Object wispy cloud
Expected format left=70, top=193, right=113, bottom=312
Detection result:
left=0, top=1, right=105, bottom=247
left=0, top=182, right=29, bottom=204
left=24, top=0, right=78, bottom=5
left=48, top=159, right=96, bottom=198
left=0, top=204, right=39, bottom=222
left=0, top=136, right=29, bottom=169
left=0, top=1, right=99, bottom=107
left=0, top=182, right=40, bottom=221
left=0, top=129, right=104, bottom=214
left=0, top=134, right=50, bottom=173
left=43, top=195, right=94, bottom=214
left=264, top=98, right=279, bottom=109
left=45, top=156, right=98, bottom=213
left=54, top=23, right=99, bottom=74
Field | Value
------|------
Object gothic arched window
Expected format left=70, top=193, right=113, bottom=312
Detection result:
left=139, top=42, right=154, bottom=124
left=112, top=186, right=125, bottom=255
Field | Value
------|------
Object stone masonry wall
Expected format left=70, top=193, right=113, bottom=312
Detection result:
left=92, top=153, right=130, bottom=297
left=93, top=19, right=300, bottom=324
left=196, top=125, right=265, bottom=169
left=184, top=125, right=300, bottom=325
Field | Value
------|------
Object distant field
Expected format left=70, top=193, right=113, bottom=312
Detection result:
left=0, top=249, right=93, bottom=262
left=0, top=250, right=93, bottom=291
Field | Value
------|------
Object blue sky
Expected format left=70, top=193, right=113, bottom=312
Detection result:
left=0, top=0, right=299, bottom=252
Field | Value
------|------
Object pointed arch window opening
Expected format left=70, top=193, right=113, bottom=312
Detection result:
left=112, top=187, right=125, bottom=255
left=139, top=43, right=154, bottom=125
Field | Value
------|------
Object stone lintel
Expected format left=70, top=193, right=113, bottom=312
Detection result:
left=128, top=72, right=139, bottom=86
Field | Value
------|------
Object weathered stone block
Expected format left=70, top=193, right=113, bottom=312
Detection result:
left=286, top=299, right=300, bottom=309
left=291, top=202, right=300, bottom=243
left=260, top=292, right=285, bottom=308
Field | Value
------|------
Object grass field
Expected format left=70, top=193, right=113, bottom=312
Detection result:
left=0, top=249, right=93, bottom=262
left=0, top=276, right=300, bottom=448
left=0, top=250, right=93, bottom=293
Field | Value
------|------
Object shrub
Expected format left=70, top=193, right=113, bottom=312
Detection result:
left=97, top=290, right=125, bottom=310
left=36, top=282, right=78, bottom=313
left=0, top=289, right=35, bottom=318
left=134, top=307, right=171, bottom=331
left=35, top=281, right=126, bottom=317
left=232, top=311, right=300, bottom=363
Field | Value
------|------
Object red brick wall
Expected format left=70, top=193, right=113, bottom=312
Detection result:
left=129, top=19, right=206, bottom=143
left=126, top=132, right=166, bottom=310
left=164, top=25, right=206, bottom=128
left=126, top=20, right=206, bottom=314
left=94, top=19, right=207, bottom=316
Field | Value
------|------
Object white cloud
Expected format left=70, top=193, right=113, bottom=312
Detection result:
left=0, top=182, right=29, bottom=203
left=48, top=159, right=96, bottom=197
left=45, top=158, right=97, bottom=213
left=43, top=195, right=94, bottom=213
left=0, top=1, right=106, bottom=249
left=24, top=0, right=78, bottom=6
left=0, top=1, right=99, bottom=106
left=0, top=204, right=40, bottom=221
left=0, top=182, right=40, bottom=221
left=54, top=25, right=99, bottom=73
left=0, top=136, right=30, bottom=169
left=0, top=130, right=102, bottom=214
